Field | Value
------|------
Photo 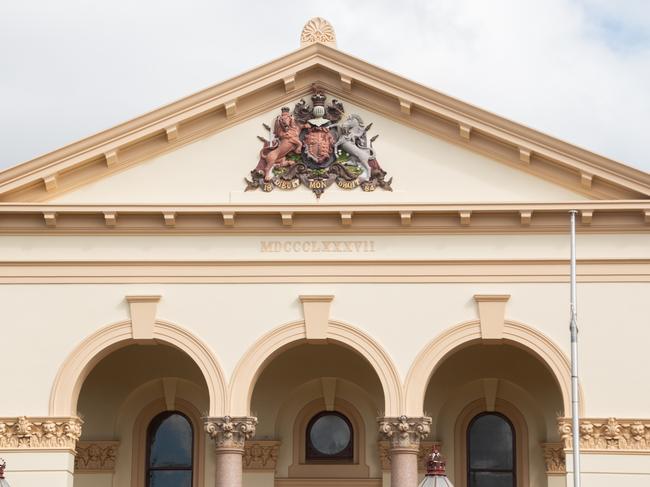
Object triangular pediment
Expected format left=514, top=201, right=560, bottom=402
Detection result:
left=0, top=43, right=648, bottom=205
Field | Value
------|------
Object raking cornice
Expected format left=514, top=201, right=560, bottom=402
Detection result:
left=0, top=43, right=648, bottom=201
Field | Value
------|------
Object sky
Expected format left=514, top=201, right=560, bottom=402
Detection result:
left=1, top=0, right=649, bottom=173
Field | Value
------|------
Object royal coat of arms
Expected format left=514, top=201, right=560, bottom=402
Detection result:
left=245, top=88, right=392, bottom=197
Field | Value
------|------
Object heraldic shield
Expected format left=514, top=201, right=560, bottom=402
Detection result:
left=245, top=86, right=393, bottom=198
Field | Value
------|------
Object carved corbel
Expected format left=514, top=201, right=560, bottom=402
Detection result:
left=104, top=150, right=118, bottom=167
left=399, top=99, right=412, bottom=115
left=340, top=211, right=353, bottom=226
left=43, top=175, right=58, bottom=192
left=519, top=148, right=532, bottom=165
left=459, top=124, right=472, bottom=140
left=163, top=212, right=176, bottom=227
left=581, top=210, right=593, bottom=225
left=222, top=212, right=235, bottom=227
left=520, top=210, right=532, bottom=226
left=400, top=211, right=412, bottom=226
left=225, top=100, right=237, bottom=118
left=580, top=171, right=593, bottom=189
left=283, top=76, right=296, bottom=92
left=459, top=211, right=471, bottom=226
left=165, top=125, right=179, bottom=142
left=103, top=212, right=117, bottom=227
left=281, top=212, right=293, bottom=226
left=43, top=212, right=57, bottom=227
left=340, top=74, right=353, bottom=91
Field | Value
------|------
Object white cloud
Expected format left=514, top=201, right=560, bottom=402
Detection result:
left=0, top=0, right=648, bottom=172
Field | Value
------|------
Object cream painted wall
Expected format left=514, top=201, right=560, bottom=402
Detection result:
left=1, top=451, right=74, bottom=487
left=565, top=453, right=650, bottom=486
left=49, top=100, right=588, bottom=204
left=4, top=233, right=650, bottom=262
left=1, top=281, right=649, bottom=419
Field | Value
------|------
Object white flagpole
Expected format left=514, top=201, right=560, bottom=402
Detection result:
left=569, top=210, right=581, bottom=487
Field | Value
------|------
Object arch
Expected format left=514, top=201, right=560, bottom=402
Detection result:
left=404, top=320, right=583, bottom=417
left=49, top=319, right=227, bottom=417
left=228, top=320, right=403, bottom=416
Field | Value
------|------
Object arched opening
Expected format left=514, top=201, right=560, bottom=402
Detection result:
left=248, top=341, right=386, bottom=484
left=73, top=343, right=210, bottom=487
left=423, top=343, right=564, bottom=487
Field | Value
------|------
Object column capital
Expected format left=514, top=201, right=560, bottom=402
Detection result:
left=204, top=416, right=257, bottom=452
left=378, top=416, right=432, bottom=452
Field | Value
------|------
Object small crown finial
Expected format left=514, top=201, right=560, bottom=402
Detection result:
left=300, top=17, right=337, bottom=48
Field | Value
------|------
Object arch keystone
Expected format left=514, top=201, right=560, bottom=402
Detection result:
left=474, top=294, right=510, bottom=340
left=299, top=295, right=334, bottom=342
left=126, top=295, right=161, bottom=340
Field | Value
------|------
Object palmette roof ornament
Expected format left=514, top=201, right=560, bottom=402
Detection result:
left=300, top=17, right=337, bottom=48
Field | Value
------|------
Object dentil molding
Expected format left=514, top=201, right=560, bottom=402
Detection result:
left=204, top=416, right=258, bottom=451
left=378, top=416, right=432, bottom=452
left=0, top=416, right=82, bottom=451
left=558, top=417, right=650, bottom=451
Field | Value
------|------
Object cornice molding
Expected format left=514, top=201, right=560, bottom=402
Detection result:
left=0, top=201, right=648, bottom=234
left=0, top=44, right=647, bottom=202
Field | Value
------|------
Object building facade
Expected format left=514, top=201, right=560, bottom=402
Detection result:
left=1, top=18, right=649, bottom=487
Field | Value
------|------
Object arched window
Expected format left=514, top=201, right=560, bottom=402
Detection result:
left=147, top=411, right=193, bottom=487
left=306, top=411, right=353, bottom=462
left=467, top=412, right=515, bottom=487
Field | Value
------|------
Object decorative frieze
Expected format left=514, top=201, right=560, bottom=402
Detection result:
left=75, top=441, right=119, bottom=472
left=542, top=442, right=565, bottom=474
left=0, top=417, right=82, bottom=450
left=379, top=440, right=442, bottom=471
left=558, top=418, right=650, bottom=451
left=204, top=416, right=257, bottom=451
left=378, top=416, right=432, bottom=452
left=243, top=440, right=280, bottom=470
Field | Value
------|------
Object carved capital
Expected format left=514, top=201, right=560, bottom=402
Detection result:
left=243, top=440, right=280, bottom=470
left=75, top=441, right=119, bottom=471
left=378, top=416, right=431, bottom=452
left=0, top=416, right=82, bottom=451
left=204, top=416, right=257, bottom=452
left=558, top=417, right=650, bottom=451
left=542, top=443, right=565, bottom=474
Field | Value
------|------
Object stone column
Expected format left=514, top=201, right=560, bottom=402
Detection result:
left=204, top=416, right=257, bottom=487
left=379, top=416, right=432, bottom=487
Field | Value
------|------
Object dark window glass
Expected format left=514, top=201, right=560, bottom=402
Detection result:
left=306, top=411, right=353, bottom=461
left=147, top=412, right=193, bottom=487
left=467, top=413, right=515, bottom=487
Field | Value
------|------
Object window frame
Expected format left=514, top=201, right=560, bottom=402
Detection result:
left=145, top=410, right=194, bottom=487
left=132, top=399, right=205, bottom=487
left=453, top=398, right=529, bottom=487
left=466, top=411, right=516, bottom=487
left=305, top=410, right=354, bottom=462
